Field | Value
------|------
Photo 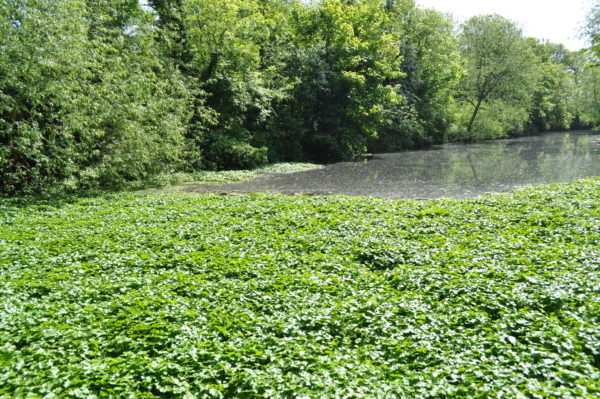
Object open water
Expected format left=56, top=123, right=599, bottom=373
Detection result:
left=185, top=131, right=600, bottom=199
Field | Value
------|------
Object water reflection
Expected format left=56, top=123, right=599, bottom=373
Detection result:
left=185, top=131, right=600, bottom=199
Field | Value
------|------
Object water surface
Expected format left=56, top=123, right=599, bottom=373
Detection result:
left=185, top=131, right=600, bottom=199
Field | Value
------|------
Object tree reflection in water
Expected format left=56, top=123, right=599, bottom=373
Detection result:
left=185, top=131, right=600, bottom=199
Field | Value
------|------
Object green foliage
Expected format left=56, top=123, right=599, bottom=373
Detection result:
left=175, top=0, right=291, bottom=168
left=268, top=0, right=404, bottom=161
left=1, top=0, right=597, bottom=194
left=139, top=162, right=323, bottom=191
left=578, top=65, right=600, bottom=129
left=0, top=0, right=193, bottom=194
left=1, top=180, right=599, bottom=397
left=450, top=100, right=530, bottom=142
left=456, top=15, right=536, bottom=138
left=373, top=2, right=462, bottom=151
left=70, top=1, right=192, bottom=187
left=202, top=135, right=269, bottom=170
left=587, top=1, right=600, bottom=62
left=527, top=42, right=579, bottom=132
left=147, top=0, right=193, bottom=66
left=0, top=0, right=86, bottom=193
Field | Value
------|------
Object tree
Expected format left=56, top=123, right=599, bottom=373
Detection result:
left=0, top=0, right=92, bottom=193
left=168, top=0, right=294, bottom=169
left=578, top=62, right=600, bottom=128
left=587, top=1, right=600, bottom=61
left=580, top=2, right=600, bottom=128
left=528, top=42, right=578, bottom=131
left=147, top=0, right=193, bottom=67
left=457, top=15, right=535, bottom=134
left=373, top=1, right=461, bottom=150
left=0, top=0, right=192, bottom=193
left=269, top=0, right=404, bottom=161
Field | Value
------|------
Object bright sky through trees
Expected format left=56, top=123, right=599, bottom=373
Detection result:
left=417, top=0, right=593, bottom=50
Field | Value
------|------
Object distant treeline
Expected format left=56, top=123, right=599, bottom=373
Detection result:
left=1, top=0, right=599, bottom=194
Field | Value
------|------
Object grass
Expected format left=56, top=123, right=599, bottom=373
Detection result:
left=0, top=179, right=599, bottom=398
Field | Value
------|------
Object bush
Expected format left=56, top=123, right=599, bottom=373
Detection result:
left=0, top=1, right=193, bottom=194
left=203, top=134, right=269, bottom=170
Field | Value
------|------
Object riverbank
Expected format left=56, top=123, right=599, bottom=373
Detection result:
left=128, top=130, right=599, bottom=197
left=1, top=179, right=598, bottom=397
left=125, top=163, right=324, bottom=193
left=179, top=131, right=600, bottom=199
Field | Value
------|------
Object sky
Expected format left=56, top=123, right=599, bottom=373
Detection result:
left=416, top=0, right=594, bottom=50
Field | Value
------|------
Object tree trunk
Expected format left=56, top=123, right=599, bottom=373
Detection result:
left=467, top=98, right=484, bottom=133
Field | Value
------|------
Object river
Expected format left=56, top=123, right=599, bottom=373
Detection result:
left=184, top=131, right=600, bottom=199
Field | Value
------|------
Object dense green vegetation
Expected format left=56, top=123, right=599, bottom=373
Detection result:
left=588, top=1, right=600, bottom=62
left=138, top=162, right=323, bottom=191
left=2, top=2, right=598, bottom=397
left=1, top=179, right=599, bottom=397
left=1, top=0, right=599, bottom=193
left=453, top=15, right=535, bottom=140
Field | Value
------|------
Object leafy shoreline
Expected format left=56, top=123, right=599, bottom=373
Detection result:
left=136, top=163, right=324, bottom=193
left=1, top=179, right=599, bottom=397
left=3, top=1, right=599, bottom=195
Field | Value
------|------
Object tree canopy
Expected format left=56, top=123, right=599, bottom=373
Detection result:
left=0, top=0, right=598, bottom=194
left=587, top=0, right=600, bottom=61
left=456, top=15, right=535, bottom=136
